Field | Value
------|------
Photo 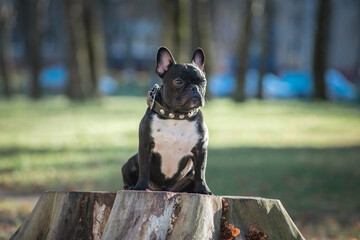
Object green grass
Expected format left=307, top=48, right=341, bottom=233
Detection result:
left=1, top=96, right=360, bottom=239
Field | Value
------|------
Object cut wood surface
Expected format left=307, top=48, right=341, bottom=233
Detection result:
left=11, top=190, right=304, bottom=240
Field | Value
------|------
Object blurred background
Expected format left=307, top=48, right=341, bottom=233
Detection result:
left=0, top=0, right=359, bottom=239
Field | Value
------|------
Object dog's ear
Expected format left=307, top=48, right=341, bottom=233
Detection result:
left=156, top=47, right=176, bottom=77
left=191, top=48, right=205, bottom=71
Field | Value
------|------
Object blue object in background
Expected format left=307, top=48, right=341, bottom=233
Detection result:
left=281, top=71, right=313, bottom=98
left=39, top=64, right=358, bottom=100
left=40, top=64, right=120, bottom=95
left=209, top=67, right=358, bottom=101
left=208, top=67, right=261, bottom=97
left=99, top=75, right=119, bottom=95
left=245, top=68, right=259, bottom=98
left=40, top=64, right=68, bottom=92
left=209, top=72, right=236, bottom=97
left=209, top=68, right=315, bottom=99
left=263, top=73, right=293, bottom=99
left=325, top=69, right=357, bottom=101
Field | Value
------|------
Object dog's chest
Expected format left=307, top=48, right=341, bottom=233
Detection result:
left=151, top=115, right=199, bottom=178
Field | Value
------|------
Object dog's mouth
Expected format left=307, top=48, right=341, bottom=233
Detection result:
left=188, top=98, right=201, bottom=108
left=171, top=95, right=204, bottom=113
left=185, top=97, right=204, bottom=110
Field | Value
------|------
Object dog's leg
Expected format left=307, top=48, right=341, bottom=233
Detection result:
left=122, top=154, right=139, bottom=190
left=133, top=146, right=152, bottom=190
left=192, top=147, right=212, bottom=195
left=131, top=112, right=154, bottom=191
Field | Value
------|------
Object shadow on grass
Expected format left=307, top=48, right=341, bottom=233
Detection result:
left=0, top=146, right=133, bottom=157
left=1, top=145, right=359, bottom=226
left=207, top=145, right=360, bottom=226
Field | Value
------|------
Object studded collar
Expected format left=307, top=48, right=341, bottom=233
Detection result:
left=146, top=84, right=199, bottom=120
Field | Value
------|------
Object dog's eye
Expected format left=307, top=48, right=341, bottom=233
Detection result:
left=174, top=79, right=184, bottom=86
left=201, top=79, right=207, bottom=86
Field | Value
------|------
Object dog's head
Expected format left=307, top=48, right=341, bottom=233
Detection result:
left=155, top=47, right=207, bottom=113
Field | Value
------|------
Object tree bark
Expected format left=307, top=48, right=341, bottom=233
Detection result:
left=11, top=191, right=304, bottom=240
left=190, top=0, right=200, bottom=51
left=234, top=0, right=253, bottom=102
left=257, top=0, right=271, bottom=100
left=356, top=9, right=360, bottom=103
left=16, top=0, right=47, bottom=100
left=10, top=191, right=116, bottom=240
left=63, top=0, right=104, bottom=100
left=312, top=0, right=330, bottom=100
left=191, top=0, right=215, bottom=100
left=0, top=1, right=14, bottom=99
left=64, top=0, right=88, bottom=100
left=82, top=0, right=104, bottom=98
left=161, top=0, right=180, bottom=59
left=358, top=50, right=360, bottom=102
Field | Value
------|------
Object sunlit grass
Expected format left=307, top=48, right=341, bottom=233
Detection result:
left=0, top=96, right=360, bottom=239
left=205, top=99, right=360, bottom=147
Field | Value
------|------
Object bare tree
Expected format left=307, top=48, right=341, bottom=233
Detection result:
left=82, top=0, right=105, bottom=97
left=256, top=0, right=271, bottom=99
left=63, top=0, right=105, bottom=100
left=357, top=62, right=360, bottom=102
left=0, top=0, right=14, bottom=98
left=313, top=0, right=330, bottom=100
left=64, top=0, right=87, bottom=100
left=190, top=0, right=215, bottom=99
left=356, top=2, right=360, bottom=102
left=190, top=0, right=200, bottom=51
left=234, top=0, right=253, bottom=102
left=161, top=0, right=181, bottom=59
left=16, top=0, right=48, bottom=99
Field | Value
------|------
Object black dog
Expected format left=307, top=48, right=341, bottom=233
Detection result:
left=122, top=47, right=212, bottom=194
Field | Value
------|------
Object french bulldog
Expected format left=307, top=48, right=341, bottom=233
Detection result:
left=121, top=46, right=212, bottom=194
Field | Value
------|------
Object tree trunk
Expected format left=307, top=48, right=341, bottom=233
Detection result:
left=10, top=191, right=116, bottom=240
left=11, top=191, right=304, bottom=240
left=191, top=0, right=215, bottom=100
left=356, top=13, right=360, bottom=102
left=190, top=0, right=200, bottom=51
left=257, top=0, right=271, bottom=100
left=64, top=0, right=89, bottom=100
left=161, top=0, right=180, bottom=59
left=82, top=0, right=104, bottom=98
left=0, top=1, right=14, bottom=99
left=177, top=0, right=191, bottom=63
left=16, top=0, right=47, bottom=100
left=234, top=0, right=253, bottom=102
left=63, top=0, right=104, bottom=100
left=358, top=53, right=360, bottom=103
left=312, top=0, right=330, bottom=100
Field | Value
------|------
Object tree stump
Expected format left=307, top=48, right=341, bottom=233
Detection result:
left=11, top=191, right=304, bottom=240
left=10, top=191, right=116, bottom=240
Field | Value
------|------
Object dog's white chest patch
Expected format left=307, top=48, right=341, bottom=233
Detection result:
left=151, top=115, right=199, bottom=179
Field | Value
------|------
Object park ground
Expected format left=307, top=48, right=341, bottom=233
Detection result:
left=0, top=96, right=359, bottom=239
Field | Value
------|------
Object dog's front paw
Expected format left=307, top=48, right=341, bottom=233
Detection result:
left=197, top=189, right=213, bottom=195
left=123, top=184, right=134, bottom=190
left=194, top=181, right=213, bottom=195
left=133, top=179, right=149, bottom=191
